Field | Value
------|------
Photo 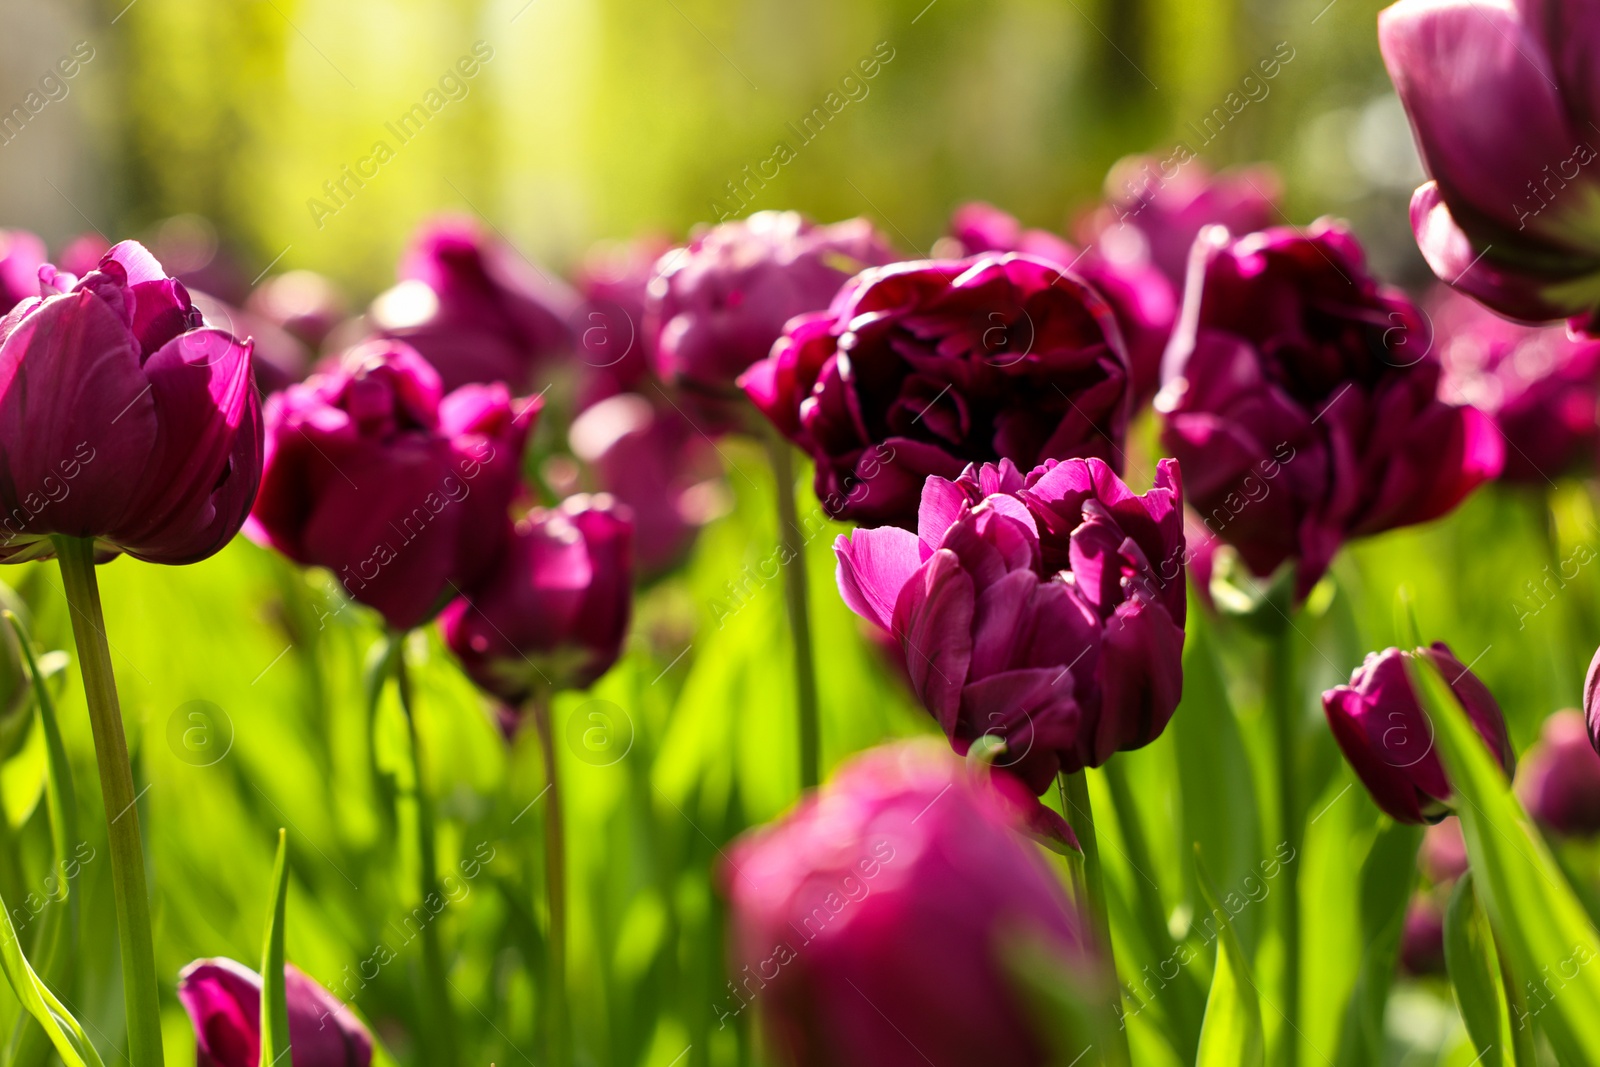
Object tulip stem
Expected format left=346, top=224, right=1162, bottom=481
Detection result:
left=1062, top=770, right=1131, bottom=1067
left=391, top=632, right=457, bottom=1067
left=1266, top=624, right=1301, bottom=1067
left=529, top=693, right=569, bottom=1065
left=763, top=431, right=820, bottom=791
left=53, top=536, right=164, bottom=1067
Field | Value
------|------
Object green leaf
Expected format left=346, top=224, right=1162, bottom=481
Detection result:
left=0, top=887, right=103, bottom=1067
left=1443, top=873, right=1504, bottom=1067
left=1407, top=655, right=1600, bottom=1064
left=260, top=828, right=290, bottom=1067
left=1334, top=820, right=1421, bottom=1065
left=1195, top=849, right=1264, bottom=1067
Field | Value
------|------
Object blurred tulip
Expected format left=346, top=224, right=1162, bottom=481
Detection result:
left=371, top=216, right=577, bottom=394
left=573, top=236, right=672, bottom=410
left=190, top=290, right=312, bottom=396
left=247, top=338, right=536, bottom=631
left=835, top=456, right=1184, bottom=792
left=1519, top=710, right=1600, bottom=837
left=1157, top=221, right=1502, bottom=600
left=743, top=254, right=1133, bottom=530
left=178, top=958, right=373, bottom=1067
left=723, top=741, right=1097, bottom=1067
left=0, top=229, right=46, bottom=312
left=1380, top=0, right=1600, bottom=328
left=1398, top=896, right=1446, bottom=977
left=649, top=210, right=897, bottom=423
left=1322, top=644, right=1515, bottom=824
left=1419, top=816, right=1468, bottom=885
left=248, top=270, right=348, bottom=352
left=0, top=240, right=262, bottom=565
left=569, top=393, right=720, bottom=577
left=56, top=233, right=110, bottom=279
left=441, top=494, right=633, bottom=701
left=943, top=201, right=1177, bottom=404
left=1434, top=287, right=1600, bottom=483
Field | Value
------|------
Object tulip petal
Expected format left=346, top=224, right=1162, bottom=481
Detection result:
left=892, top=550, right=975, bottom=734
left=835, top=526, right=924, bottom=633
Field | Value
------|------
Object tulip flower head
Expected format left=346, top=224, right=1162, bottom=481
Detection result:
left=1157, top=221, right=1502, bottom=600
left=247, top=338, right=536, bottom=631
left=1322, top=644, right=1515, bottom=824
left=0, top=229, right=46, bottom=313
left=723, top=741, right=1097, bottom=1067
left=835, top=456, right=1185, bottom=792
left=743, top=254, right=1134, bottom=530
left=178, top=958, right=373, bottom=1067
left=0, top=240, right=262, bottom=565
left=573, top=235, right=673, bottom=410
left=1518, top=709, right=1600, bottom=838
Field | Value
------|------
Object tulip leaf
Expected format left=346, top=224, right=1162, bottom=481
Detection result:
left=1194, top=848, right=1263, bottom=1067
left=1406, top=655, right=1600, bottom=1064
left=260, top=828, right=290, bottom=1067
left=363, top=635, right=401, bottom=825
left=1443, top=873, right=1505, bottom=1067
left=0, top=887, right=103, bottom=1067
left=1333, top=819, right=1421, bottom=1066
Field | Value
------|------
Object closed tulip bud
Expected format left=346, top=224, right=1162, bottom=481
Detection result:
left=1521, top=709, right=1600, bottom=837
left=441, top=494, right=633, bottom=701
left=723, top=741, right=1098, bottom=1067
left=1322, top=644, right=1515, bottom=824
left=0, top=240, right=262, bottom=565
left=178, top=958, right=373, bottom=1067
left=1419, top=816, right=1468, bottom=885
left=0, top=229, right=45, bottom=313
left=247, top=338, right=537, bottom=631
left=1398, top=895, right=1447, bottom=977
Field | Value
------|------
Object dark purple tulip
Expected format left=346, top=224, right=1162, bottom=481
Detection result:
left=247, top=270, right=348, bottom=352
left=835, top=456, right=1184, bottom=792
left=0, top=241, right=262, bottom=565
left=1322, top=644, right=1515, bottom=825
left=573, top=236, right=672, bottom=411
left=1398, top=896, right=1447, bottom=977
left=0, top=230, right=45, bottom=312
left=944, top=202, right=1177, bottom=405
left=1157, top=222, right=1503, bottom=599
left=742, top=254, right=1133, bottom=531
left=1434, top=287, right=1600, bottom=482
left=723, top=741, right=1096, bottom=1067
left=1518, top=710, right=1600, bottom=837
left=247, top=338, right=536, bottom=631
left=648, top=211, right=897, bottom=413
left=569, top=393, right=720, bottom=577
left=441, top=494, right=632, bottom=701
left=190, top=290, right=311, bottom=397
left=178, top=958, right=373, bottom=1067
left=370, top=216, right=577, bottom=394
left=1380, top=0, right=1600, bottom=328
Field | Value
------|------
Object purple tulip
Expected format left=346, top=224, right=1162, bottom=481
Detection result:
left=178, top=958, right=373, bottom=1067
left=1434, top=287, right=1600, bottom=482
left=1157, top=221, right=1503, bottom=599
left=1380, top=0, right=1600, bottom=328
left=1518, top=710, right=1600, bottom=837
left=0, top=230, right=45, bottom=313
left=723, top=741, right=1096, bottom=1067
left=247, top=338, right=536, bottom=631
left=1420, top=817, right=1468, bottom=885
left=0, top=240, right=262, bottom=565
left=835, top=456, right=1184, bottom=793
left=944, top=202, right=1177, bottom=405
left=370, top=216, right=576, bottom=394
left=573, top=236, right=673, bottom=411
left=1398, top=896, right=1447, bottom=977
left=247, top=270, right=348, bottom=352
left=441, top=494, right=633, bottom=701
left=1322, top=644, right=1515, bottom=825
left=56, top=233, right=110, bottom=281
left=569, top=393, right=720, bottom=577
left=742, top=254, right=1133, bottom=531
left=648, top=211, right=898, bottom=417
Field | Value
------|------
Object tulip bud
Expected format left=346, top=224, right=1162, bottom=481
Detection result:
left=1419, top=816, right=1468, bottom=885
left=723, top=741, right=1098, bottom=1067
left=572, top=236, right=672, bottom=410
left=1322, top=644, right=1515, bottom=824
left=178, top=958, right=373, bottom=1067
left=1398, top=895, right=1446, bottom=977
left=1519, top=710, right=1600, bottom=837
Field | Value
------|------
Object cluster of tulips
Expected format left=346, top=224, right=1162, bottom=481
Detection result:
left=10, top=0, right=1600, bottom=1064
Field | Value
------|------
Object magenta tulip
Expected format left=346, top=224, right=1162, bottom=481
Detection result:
left=1157, top=222, right=1502, bottom=599
left=247, top=270, right=348, bottom=352
left=1380, top=0, right=1600, bottom=327
left=1398, top=896, right=1447, bottom=976
left=742, top=254, right=1133, bottom=531
left=0, top=240, right=262, bottom=565
left=370, top=216, right=576, bottom=394
left=1322, top=644, right=1515, bottom=825
left=247, top=338, right=536, bottom=631
left=1420, top=817, right=1468, bottom=885
left=441, top=494, right=633, bottom=701
left=178, top=958, right=373, bottom=1067
left=723, top=741, right=1096, bottom=1067
left=0, top=230, right=45, bottom=313
left=573, top=236, right=673, bottom=411
left=1518, top=710, right=1600, bottom=837
left=835, top=456, right=1184, bottom=792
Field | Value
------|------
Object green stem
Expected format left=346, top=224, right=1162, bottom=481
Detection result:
left=530, top=694, right=569, bottom=1065
left=763, top=432, right=819, bottom=791
left=1062, top=771, right=1132, bottom=1067
left=54, top=536, right=163, bottom=1067
left=392, top=633, right=456, bottom=1067
left=1266, top=623, right=1301, bottom=1067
